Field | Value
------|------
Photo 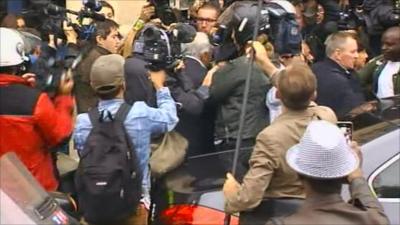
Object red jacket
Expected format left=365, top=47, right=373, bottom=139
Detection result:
left=0, top=74, right=74, bottom=191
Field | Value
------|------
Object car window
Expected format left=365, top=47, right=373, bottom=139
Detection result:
left=372, top=157, right=400, bottom=199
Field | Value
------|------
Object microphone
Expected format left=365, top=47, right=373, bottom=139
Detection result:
left=172, top=23, right=197, bottom=43
left=45, top=3, right=67, bottom=14
left=45, top=3, right=105, bottom=21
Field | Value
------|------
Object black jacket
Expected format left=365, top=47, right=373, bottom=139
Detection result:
left=173, top=57, right=215, bottom=156
left=312, top=58, right=366, bottom=119
left=124, top=56, right=156, bottom=107
left=74, top=46, right=111, bottom=113
left=209, top=56, right=270, bottom=140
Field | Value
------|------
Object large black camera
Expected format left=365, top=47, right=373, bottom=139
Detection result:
left=337, top=6, right=365, bottom=31
left=134, top=23, right=196, bottom=71
left=36, top=0, right=105, bottom=40
left=148, top=0, right=178, bottom=25
left=211, top=1, right=302, bottom=56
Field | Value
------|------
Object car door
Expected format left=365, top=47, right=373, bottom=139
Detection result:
left=368, top=154, right=400, bottom=225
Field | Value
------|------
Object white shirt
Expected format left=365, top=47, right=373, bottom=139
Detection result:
left=377, top=61, right=400, bottom=98
left=266, top=87, right=282, bottom=123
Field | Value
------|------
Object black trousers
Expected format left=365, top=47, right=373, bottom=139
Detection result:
left=215, top=138, right=255, bottom=181
left=239, top=198, right=304, bottom=225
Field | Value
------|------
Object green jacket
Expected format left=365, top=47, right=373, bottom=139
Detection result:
left=209, top=56, right=270, bottom=140
left=358, top=55, right=400, bottom=98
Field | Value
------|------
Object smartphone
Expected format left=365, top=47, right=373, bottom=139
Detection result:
left=337, top=121, right=353, bottom=143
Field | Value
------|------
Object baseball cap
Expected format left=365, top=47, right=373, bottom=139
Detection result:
left=90, top=54, right=125, bottom=94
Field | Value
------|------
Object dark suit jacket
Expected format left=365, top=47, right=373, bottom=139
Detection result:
left=266, top=178, right=390, bottom=225
left=173, top=57, right=215, bottom=156
left=312, top=58, right=366, bottom=119
left=183, top=56, right=208, bottom=88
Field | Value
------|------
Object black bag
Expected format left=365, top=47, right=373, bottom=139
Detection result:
left=75, top=103, right=143, bottom=224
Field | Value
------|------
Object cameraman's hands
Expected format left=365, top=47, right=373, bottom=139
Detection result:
left=202, top=64, right=221, bottom=87
left=246, top=41, right=278, bottom=78
left=58, top=69, right=74, bottom=96
left=22, top=73, right=36, bottom=87
left=139, top=4, right=155, bottom=22
left=149, top=70, right=166, bottom=90
left=63, top=21, right=78, bottom=44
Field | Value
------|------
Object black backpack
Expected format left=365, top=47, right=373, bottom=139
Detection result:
left=75, top=103, right=143, bottom=224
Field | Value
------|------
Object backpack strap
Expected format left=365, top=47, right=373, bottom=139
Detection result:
left=114, top=103, right=132, bottom=123
left=88, top=107, right=101, bottom=127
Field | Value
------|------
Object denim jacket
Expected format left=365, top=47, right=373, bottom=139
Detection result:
left=73, top=87, right=178, bottom=205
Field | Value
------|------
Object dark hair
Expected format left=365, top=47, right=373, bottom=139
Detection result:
left=1, top=14, right=18, bottom=28
left=0, top=65, right=24, bottom=75
left=300, top=175, right=344, bottom=194
left=100, top=0, right=115, bottom=17
left=92, top=19, right=119, bottom=43
left=95, top=85, right=122, bottom=100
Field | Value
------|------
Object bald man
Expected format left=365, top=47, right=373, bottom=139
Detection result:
left=358, top=26, right=400, bottom=99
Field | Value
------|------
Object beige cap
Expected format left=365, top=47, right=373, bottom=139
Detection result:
left=90, top=54, right=125, bottom=94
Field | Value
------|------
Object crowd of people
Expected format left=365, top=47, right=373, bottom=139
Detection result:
left=0, top=0, right=399, bottom=224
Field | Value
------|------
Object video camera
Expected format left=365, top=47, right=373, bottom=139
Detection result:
left=148, top=0, right=196, bottom=25
left=337, top=5, right=365, bottom=31
left=39, top=0, right=105, bottom=40
left=211, top=1, right=302, bottom=56
left=134, top=23, right=196, bottom=72
left=148, top=0, right=177, bottom=25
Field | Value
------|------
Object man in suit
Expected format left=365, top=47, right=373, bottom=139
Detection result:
left=175, top=32, right=216, bottom=156
left=266, top=120, right=389, bottom=225
left=182, top=32, right=213, bottom=87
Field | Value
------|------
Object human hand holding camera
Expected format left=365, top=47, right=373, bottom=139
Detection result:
left=202, top=64, right=221, bottom=87
left=22, top=73, right=36, bottom=87
left=139, top=4, right=156, bottom=22
left=63, top=21, right=78, bottom=44
left=149, top=70, right=166, bottom=90
left=57, top=69, right=74, bottom=96
left=246, top=41, right=278, bottom=78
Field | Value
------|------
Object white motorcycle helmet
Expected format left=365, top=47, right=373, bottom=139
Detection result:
left=0, top=28, right=28, bottom=67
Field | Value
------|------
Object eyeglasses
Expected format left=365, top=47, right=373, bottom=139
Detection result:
left=196, top=17, right=217, bottom=23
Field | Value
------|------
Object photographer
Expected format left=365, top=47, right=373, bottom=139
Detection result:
left=126, top=22, right=218, bottom=157
left=0, top=28, right=74, bottom=191
left=28, top=23, right=80, bottom=96
left=74, top=18, right=121, bottom=113
left=209, top=2, right=271, bottom=178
